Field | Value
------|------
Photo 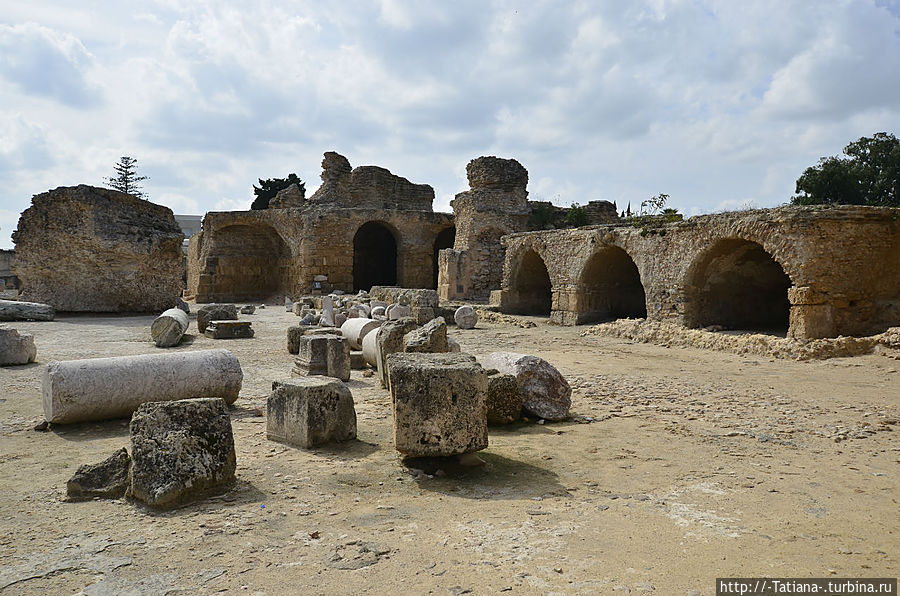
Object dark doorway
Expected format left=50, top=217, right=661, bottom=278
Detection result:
left=578, top=246, right=646, bottom=323
left=432, top=226, right=456, bottom=289
left=509, top=249, right=552, bottom=315
left=686, top=239, right=791, bottom=333
left=354, top=221, right=398, bottom=291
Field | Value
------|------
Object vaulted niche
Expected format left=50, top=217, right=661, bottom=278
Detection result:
left=509, top=249, right=552, bottom=315
left=210, top=224, right=288, bottom=301
left=686, top=239, right=791, bottom=334
left=353, top=221, right=398, bottom=291
left=579, top=246, right=646, bottom=323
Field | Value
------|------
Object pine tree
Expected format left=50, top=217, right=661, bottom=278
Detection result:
left=104, top=156, right=149, bottom=199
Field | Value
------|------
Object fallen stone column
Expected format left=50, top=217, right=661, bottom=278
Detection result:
left=0, top=299, right=55, bottom=321
left=340, top=317, right=382, bottom=350
left=43, top=349, right=243, bottom=424
left=150, top=308, right=189, bottom=347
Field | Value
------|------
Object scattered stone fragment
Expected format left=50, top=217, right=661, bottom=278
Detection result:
left=388, top=352, right=488, bottom=457
left=128, top=398, right=236, bottom=508
left=0, top=299, right=55, bottom=322
left=66, top=448, right=131, bottom=501
left=204, top=320, right=254, bottom=339
left=285, top=297, right=294, bottom=311
left=477, top=352, right=571, bottom=421
left=287, top=325, right=314, bottom=354
left=293, top=335, right=350, bottom=381
left=150, top=307, right=189, bottom=347
left=267, top=377, right=357, bottom=448
left=403, top=317, right=449, bottom=353
left=43, top=349, right=243, bottom=424
left=486, top=371, right=523, bottom=425
left=375, top=318, right=419, bottom=388
left=0, top=326, right=37, bottom=365
left=454, top=306, right=478, bottom=329
left=447, top=337, right=461, bottom=353
left=321, top=295, right=335, bottom=327
left=388, top=304, right=412, bottom=320
left=240, top=304, right=256, bottom=315
left=175, top=297, right=190, bottom=314
left=196, top=303, right=238, bottom=333
left=350, top=351, right=366, bottom=370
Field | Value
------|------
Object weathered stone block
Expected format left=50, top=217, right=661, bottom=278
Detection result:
left=287, top=324, right=314, bottom=354
left=326, top=336, right=351, bottom=382
left=477, top=352, right=571, bottom=421
left=0, top=326, right=37, bottom=366
left=375, top=318, right=419, bottom=388
left=403, top=317, right=449, bottom=353
left=204, top=320, right=254, bottom=339
left=128, top=398, right=236, bottom=508
left=292, top=335, right=350, bottom=381
left=66, top=448, right=131, bottom=500
left=388, top=352, right=488, bottom=457
left=196, top=303, right=238, bottom=333
left=151, top=307, right=189, bottom=347
left=266, top=377, right=357, bottom=448
left=486, top=372, right=523, bottom=425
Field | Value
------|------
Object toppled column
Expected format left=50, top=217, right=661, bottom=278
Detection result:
left=340, top=317, right=383, bottom=350
left=151, top=308, right=189, bottom=347
left=43, top=349, right=243, bottom=424
left=0, top=326, right=37, bottom=366
left=0, top=299, right=55, bottom=322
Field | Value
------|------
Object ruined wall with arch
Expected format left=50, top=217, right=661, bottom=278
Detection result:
left=494, top=206, right=900, bottom=340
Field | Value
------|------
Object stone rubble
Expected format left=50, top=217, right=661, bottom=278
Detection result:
left=477, top=352, right=571, bottom=421
left=0, top=326, right=37, bottom=366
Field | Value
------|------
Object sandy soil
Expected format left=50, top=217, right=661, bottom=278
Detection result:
left=1, top=305, right=898, bottom=595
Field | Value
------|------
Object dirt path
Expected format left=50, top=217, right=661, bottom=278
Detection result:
left=1, top=306, right=898, bottom=595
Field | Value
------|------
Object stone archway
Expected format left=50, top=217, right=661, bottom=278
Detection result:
left=354, top=221, right=398, bottom=291
left=508, top=248, right=552, bottom=315
left=685, top=238, right=792, bottom=333
left=432, top=226, right=456, bottom=289
left=209, top=223, right=289, bottom=301
left=578, top=246, right=646, bottom=323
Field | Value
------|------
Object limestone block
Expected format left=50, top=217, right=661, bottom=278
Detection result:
left=389, top=304, right=412, bottom=320
left=321, top=295, right=335, bottom=327
left=128, top=398, right=236, bottom=508
left=196, top=303, right=237, bottom=333
left=403, top=317, right=449, bottom=353
left=240, top=305, right=256, bottom=315
left=371, top=306, right=386, bottom=319
left=293, top=335, right=350, bottom=381
left=287, top=325, right=314, bottom=354
left=151, top=308, right=189, bottom=347
left=334, top=312, right=347, bottom=328
left=266, top=377, right=357, bottom=448
left=0, top=326, right=37, bottom=366
left=387, top=352, right=488, bottom=457
left=66, top=448, right=131, bottom=500
left=486, top=372, right=523, bottom=425
left=43, top=349, right=243, bottom=424
left=0, top=299, right=55, bottom=322
left=350, top=351, right=366, bottom=370
left=204, top=320, right=254, bottom=339
left=454, top=306, right=478, bottom=329
left=341, top=317, right=383, bottom=350
left=375, top=318, right=419, bottom=388
left=413, top=307, right=436, bottom=325
left=476, top=352, right=571, bottom=421
left=292, top=302, right=304, bottom=316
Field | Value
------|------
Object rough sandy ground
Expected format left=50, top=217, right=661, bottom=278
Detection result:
left=1, top=306, right=898, bottom=595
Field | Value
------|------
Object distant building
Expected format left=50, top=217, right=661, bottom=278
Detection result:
left=174, top=214, right=203, bottom=253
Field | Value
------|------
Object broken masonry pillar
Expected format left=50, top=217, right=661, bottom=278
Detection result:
left=150, top=307, right=189, bottom=347
left=42, top=349, right=243, bottom=424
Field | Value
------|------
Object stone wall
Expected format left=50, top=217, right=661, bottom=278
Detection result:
left=492, top=205, right=900, bottom=339
left=0, top=249, right=18, bottom=290
left=439, top=156, right=530, bottom=302
left=188, top=153, right=453, bottom=301
left=13, top=185, right=184, bottom=312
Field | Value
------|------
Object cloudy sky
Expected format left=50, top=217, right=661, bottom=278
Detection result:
left=2, top=0, right=899, bottom=248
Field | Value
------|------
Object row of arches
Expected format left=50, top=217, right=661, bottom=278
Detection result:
left=507, top=239, right=792, bottom=334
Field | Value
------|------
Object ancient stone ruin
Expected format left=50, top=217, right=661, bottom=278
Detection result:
left=12, top=185, right=184, bottom=312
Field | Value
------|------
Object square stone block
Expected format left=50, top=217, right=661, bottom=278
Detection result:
left=204, top=320, right=253, bottom=339
left=267, top=377, right=357, bottom=448
left=387, top=352, right=488, bottom=457
left=292, top=335, right=350, bottom=381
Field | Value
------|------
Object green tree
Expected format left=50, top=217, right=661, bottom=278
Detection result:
left=252, top=173, right=305, bottom=210
left=791, top=132, right=900, bottom=207
left=565, top=203, right=588, bottom=227
left=104, top=156, right=148, bottom=199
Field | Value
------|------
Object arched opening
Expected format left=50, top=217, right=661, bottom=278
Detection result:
left=509, top=249, right=552, bottom=315
left=686, top=239, right=791, bottom=334
left=579, top=246, right=646, bottom=323
left=210, top=224, right=288, bottom=301
left=354, top=221, right=398, bottom=291
left=432, top=226, right=456, bottom=289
